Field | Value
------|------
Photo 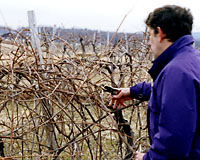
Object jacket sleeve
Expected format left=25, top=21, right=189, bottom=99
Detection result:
left=143, top=67, right=197, bottom=159
left=130, top=82, right=151, bottom=101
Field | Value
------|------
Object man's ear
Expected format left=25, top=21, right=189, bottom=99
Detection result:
left=157, top=27, right=166, bottom=42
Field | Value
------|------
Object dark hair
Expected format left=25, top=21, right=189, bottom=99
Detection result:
left=145, top=5, right=193, bottom=42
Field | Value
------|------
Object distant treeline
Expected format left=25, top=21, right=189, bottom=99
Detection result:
left=0, top=26, right=142, bottom=44
left=0, top=25, right=200, bottom=48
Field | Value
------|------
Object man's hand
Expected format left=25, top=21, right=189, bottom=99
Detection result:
left=135, top=151, right=145, bottom=160
left=108, top=88, right=132, bottom=109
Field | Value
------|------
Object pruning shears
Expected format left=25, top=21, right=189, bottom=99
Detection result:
left=102, top=86, right=120, bottom=95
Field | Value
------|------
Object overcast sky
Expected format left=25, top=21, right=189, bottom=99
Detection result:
left=0, top=0, right=200, bottom=33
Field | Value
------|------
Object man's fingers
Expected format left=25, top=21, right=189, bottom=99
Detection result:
left=108, top=97, right=114, bottom=107
left=113, top=100, right=117, bottom=109
left=108, top=90, right=129, bottom=109
left=113, top=91, right=122, bottom=99
left=117, top=101, right=126, bottom=110
left=117, top=104, right=121, bottom=110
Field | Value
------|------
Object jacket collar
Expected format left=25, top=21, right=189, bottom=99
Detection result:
left=148, top=35, right=194, bottom=81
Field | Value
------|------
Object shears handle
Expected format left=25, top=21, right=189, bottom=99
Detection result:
left=103, top=86, right=120, bottom=95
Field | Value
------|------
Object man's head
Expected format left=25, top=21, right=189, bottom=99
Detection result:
left=145, top=5, right=193, bottom=58
left=145, top=5, right=193, bottom=42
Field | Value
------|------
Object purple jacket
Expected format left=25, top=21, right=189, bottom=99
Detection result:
left=130, top=35, right=200, bottom=160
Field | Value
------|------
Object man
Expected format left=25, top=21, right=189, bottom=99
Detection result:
left=109, top=5, right=200, bottom=160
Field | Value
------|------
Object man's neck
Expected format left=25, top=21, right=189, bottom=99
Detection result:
left=155, top=39, right=173, bottom=58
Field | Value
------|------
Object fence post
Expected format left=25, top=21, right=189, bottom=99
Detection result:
left=107, top=31, right=109, bottom=50
left=125, top=33, right=129, bottom=53
left=27, top=10, right=59, bottom=160
left=27, top=10, right=43, bottom=65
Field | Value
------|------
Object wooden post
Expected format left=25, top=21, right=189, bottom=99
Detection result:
left=92, top=32, right=96, bottom=54
left=125, top=33, right=129, bottom=53
left=49, top=25, right=56, bottom=54
left=27, top=10, right=43, bottom=65
left=107, top=31, right=109, bottom=50
left=98, top=30, right=102, bottom=52
left=38, top=26, right=41, bottom=38
left=27, top=10, right=59, bottom=160
left=48, top=25, right=56, bottom=69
